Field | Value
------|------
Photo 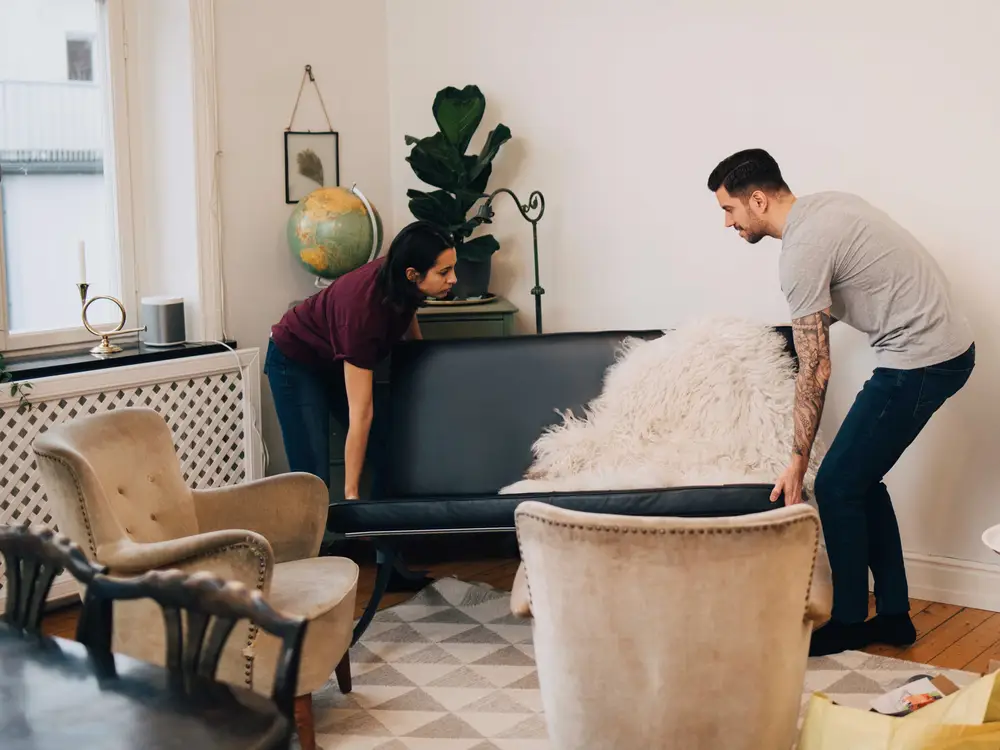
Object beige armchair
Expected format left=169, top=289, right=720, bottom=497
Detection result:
left=512, top=501, right=831, bottom=750
left=32, top=407, right=357, bottom=750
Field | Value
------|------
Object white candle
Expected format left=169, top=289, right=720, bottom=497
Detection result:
left=78, top=240, right=87, bottom=284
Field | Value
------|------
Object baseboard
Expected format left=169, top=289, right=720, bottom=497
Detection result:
left=901, top=552, right=1000, bottom=612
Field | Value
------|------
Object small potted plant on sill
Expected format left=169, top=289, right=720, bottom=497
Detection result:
left=404, top=84, right=511, bottom=301
left=0, top=353, right=33, bottom=413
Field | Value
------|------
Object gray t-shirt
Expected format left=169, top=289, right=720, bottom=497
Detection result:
left=779, top=191, right=973, bottom=369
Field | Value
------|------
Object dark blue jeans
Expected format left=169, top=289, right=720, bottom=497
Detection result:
left=814, top=343, right=975, bottom=624
left=263, top=339, right=387, bottom=498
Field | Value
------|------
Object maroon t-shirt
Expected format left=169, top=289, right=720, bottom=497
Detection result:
left=270, top=257, right=417, bottom=371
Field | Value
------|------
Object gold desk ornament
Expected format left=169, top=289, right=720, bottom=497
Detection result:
left=76, top=283, right=147, bottom=358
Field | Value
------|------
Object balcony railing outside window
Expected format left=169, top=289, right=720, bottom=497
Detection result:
left=0, top=80, right=104, bottom=169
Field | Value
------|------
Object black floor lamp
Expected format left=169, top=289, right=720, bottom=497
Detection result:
left=475, top=188, right=546, bottom=334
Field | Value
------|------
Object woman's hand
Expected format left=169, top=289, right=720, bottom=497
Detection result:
left=343, top=362, right=374, bottom=500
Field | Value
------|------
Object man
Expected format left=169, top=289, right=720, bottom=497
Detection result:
left=707, top=149, right=975, bottom=656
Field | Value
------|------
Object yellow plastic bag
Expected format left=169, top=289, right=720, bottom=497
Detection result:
left=797, top=671, right=1000, bottom=750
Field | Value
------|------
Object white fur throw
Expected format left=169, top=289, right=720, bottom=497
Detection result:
left=499, top=317, right=825, bottom=495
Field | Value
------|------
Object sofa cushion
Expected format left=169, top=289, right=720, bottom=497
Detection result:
left=328, top=484, right=778, bottom=536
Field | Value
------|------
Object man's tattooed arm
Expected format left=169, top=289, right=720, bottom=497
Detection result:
left=791, top=309, right=833, bottom=460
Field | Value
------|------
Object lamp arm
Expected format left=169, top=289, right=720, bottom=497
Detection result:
left=479, top=188, right=546, bottom=334
left=482, top=188, right=545, bottom=225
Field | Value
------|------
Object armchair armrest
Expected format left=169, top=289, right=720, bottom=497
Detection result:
left=510, top=562, right=532, bottom=618
left=96, top=529, right=275, bottom=591
left=807, top=559, right=833, bottom=628
left=191, top=473, right=327, bottom=563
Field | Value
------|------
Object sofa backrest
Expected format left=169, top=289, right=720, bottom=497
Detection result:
left=386, top=326, right=795, bottom=498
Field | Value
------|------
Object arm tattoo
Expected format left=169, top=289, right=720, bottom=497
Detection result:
left=791, top=310, right=832, bottom=459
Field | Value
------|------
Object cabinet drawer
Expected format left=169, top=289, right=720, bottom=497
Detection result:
left=420, top=318, right=508, bottom=340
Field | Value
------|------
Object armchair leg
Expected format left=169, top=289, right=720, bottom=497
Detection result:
left=294, top=694, right=316, bottom=750
left=335, top=652, right=352, bottom=693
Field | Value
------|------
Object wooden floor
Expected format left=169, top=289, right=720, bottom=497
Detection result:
left=41, top=555, right=1000, bottom=673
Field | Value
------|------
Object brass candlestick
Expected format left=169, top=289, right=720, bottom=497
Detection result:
left=77, top=283, right=146, bottom=358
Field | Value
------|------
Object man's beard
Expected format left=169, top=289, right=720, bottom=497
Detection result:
left=737, top=225, right=766, bottom=244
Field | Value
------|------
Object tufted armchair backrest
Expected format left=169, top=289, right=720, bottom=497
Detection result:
left=32, top=408, right=199, bottom=558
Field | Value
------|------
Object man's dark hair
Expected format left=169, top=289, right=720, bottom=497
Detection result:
left=378, top=220, right=454, bottom=308
left=707, top=148, right=789, bottom=197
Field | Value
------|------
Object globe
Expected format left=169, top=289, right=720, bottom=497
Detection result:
left=287, top=185, right=384, bottom=281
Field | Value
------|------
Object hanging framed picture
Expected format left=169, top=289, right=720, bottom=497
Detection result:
left=284, top=130, right=340, bottom=204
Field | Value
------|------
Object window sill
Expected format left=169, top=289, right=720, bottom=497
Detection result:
left=4, top=339, right=238, bottom=383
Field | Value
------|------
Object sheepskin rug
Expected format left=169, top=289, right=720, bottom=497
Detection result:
left=499, top=317, right=826, bottom=495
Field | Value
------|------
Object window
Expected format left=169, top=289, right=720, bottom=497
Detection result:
left=67, top=36, right=94, bottom=82
left=0, top=0, right=134, bottom=352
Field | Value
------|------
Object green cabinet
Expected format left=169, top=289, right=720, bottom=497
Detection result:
left=416, top=297, right=519, bottom=340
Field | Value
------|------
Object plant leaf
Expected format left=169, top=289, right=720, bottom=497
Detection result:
left=468, top=124, right=511, bottom=183
left=454, top=185, right=488, bottom=217
left=407, top=189, right=464, bottom=227
left=406, top=132, right=466, bottom=191
left=432, top=85, right=485, bottom=154
left=296, top=148, right=324, bottom=186
left=464, top=159, right=492, bottom=198
left=404, top=135, right=420, bottom=146
left=458, top=234, right=500, bottom=262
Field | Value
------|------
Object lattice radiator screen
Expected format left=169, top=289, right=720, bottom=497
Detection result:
left=0, top=348, right=263, bottom=605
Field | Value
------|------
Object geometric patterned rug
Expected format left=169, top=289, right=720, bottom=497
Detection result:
left=308, top=577, right=977, bottom=749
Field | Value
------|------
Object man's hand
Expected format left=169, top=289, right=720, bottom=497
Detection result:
left=775, top=308, right=833, bottom=504
left=771, top=455, right=808, bottom=505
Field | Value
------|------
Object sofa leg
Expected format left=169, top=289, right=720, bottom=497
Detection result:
left=351, top=545, right=395, bottom=645
left=387, top=551, right=433, bottom=592
left=335, top=651, right=352, bottom=693
left=294, top=694, right=316, bottom=750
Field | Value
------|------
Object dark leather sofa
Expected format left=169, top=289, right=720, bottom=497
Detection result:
left=329, top=326, right=796, bottom=641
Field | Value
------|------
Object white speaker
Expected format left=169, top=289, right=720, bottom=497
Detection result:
left=140, top=296, right=186, bottom=347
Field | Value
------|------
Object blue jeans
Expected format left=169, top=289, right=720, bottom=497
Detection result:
left=263, top=339, right=387, bottom=498
left=815, top=343, right=975, bottom=623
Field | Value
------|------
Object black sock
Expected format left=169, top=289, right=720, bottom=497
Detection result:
left=867, top=613, right=916, bottom=646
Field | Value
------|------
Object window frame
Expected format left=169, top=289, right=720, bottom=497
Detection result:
left=0, top=0, right=138, bottom=354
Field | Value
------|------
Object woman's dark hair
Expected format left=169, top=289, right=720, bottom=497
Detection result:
left=378, top=220, right=454, bottom=308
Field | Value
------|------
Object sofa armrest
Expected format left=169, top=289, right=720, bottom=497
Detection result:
left=191, top=473, right=327, bottom=563
left=96, top=529, right=275, bottom=584
left=510, top=562, right=532, bottom=618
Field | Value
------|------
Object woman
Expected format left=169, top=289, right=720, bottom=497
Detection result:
left=265, top=220, right=457, bottom=500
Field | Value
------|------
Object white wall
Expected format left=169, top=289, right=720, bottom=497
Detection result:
left=386, top=0, right=1000, bottom=589
left=214, top=0, right=392, bottom=473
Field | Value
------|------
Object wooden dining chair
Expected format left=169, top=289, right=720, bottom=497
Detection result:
left=0, top=522, right=102, bottom=634
left=77, top=566, right=308, bottom=750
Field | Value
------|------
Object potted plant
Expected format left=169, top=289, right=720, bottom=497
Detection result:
left=0, top=353, right=32, bottom=412
left=404, top=85, right=511, bottom=300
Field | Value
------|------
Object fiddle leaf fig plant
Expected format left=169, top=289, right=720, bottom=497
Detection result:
left=404, top=85, right=511, bottom=263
